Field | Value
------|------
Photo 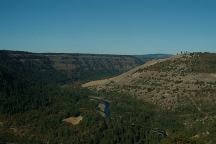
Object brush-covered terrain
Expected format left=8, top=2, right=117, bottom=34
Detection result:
left=1, top=51, right=215, bottom=144
left=0, top=51, right=180, bottom=144
left=84, top=52, right=216, bottom=143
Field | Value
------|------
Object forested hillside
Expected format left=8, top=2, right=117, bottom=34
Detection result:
left=0, top=50, right=172, bottom=83
left=0, top=50, right=144, bottom=83
left=0, top=83, right=187, bottom=143
left=0, top=52, right=190, bottom=143
left=4, top=50, right=212, bottom=143
left=46, top=53, right=142, bottom=81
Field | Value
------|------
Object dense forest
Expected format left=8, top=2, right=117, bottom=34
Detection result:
left=0, top=50, right=143, bottom=83
left=0, top=50, right=171, bottom=82
left=0, top=51, right=201, bottom=144
left=0, top=84, right=195, bottom=143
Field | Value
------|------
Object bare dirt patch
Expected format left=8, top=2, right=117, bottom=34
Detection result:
left=63, top=116, right=83, bottom=125
left=210, top=73, right=216, bottom=78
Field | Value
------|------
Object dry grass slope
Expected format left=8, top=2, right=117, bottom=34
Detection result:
left=83, top=53, right=216, bottom=111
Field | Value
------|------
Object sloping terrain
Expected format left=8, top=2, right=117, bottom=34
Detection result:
left=0, top=50, right=172, bottom=83
left=83, top=53, right=216, bottom=143
left=46, top=53, right=142, bottom=81
left=0, top=50, right=143, bottom=83
left=1, top=50, right=215, bottom=143
left=0, top=61, right=185, bottom=144
left=45, top=53, right=172, bottom=81
left=83, top=53, right=216, bottom=110
left=1, top=50, right=183, bottom=144
left=0, top=51, right=68, bottom=85
left=134, top=54, right=172, bottom=63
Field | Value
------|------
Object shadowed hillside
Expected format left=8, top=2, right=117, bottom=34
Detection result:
left=0, top=51, right=184, bottom=144
left=0, top=50, right=142, bottom=83
left=134, top=54, right=172, bottom=63
left=46, top=53, right=142, bottom=81
left=0, top=50, right=172, bottom=83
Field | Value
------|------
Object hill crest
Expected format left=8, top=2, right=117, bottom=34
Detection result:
left=83, top=53, right=216, bottom=110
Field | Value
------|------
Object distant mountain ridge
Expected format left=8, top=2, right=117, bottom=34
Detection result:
left=134, top=54, right=172, bottom=63
left=0, top=50, right=172, bottom=83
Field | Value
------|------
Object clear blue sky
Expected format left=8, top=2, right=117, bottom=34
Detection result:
left=0, top=0, right=215, bottom=54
